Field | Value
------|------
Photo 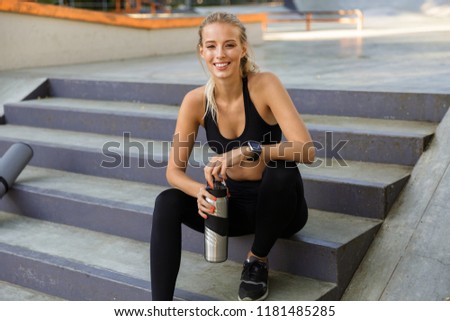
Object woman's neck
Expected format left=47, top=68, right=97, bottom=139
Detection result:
left=213, top=75, right=243, bottom=103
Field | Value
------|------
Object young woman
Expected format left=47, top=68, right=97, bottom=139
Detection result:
left=150, top=12, right=314, bottom=301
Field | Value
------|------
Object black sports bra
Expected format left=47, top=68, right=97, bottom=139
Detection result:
left=204, top=77, right=282, bottom=154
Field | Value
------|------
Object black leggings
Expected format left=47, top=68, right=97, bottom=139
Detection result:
left=150, top=161, right=308, bottom=300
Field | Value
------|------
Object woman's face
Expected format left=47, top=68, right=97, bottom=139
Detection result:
left=199, top=22, right=246, bottom=80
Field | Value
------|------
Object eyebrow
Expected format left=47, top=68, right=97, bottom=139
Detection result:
left=204, top=39, right=238, bottom=44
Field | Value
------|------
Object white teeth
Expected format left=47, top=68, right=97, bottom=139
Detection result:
left=215, top=63, right=228, bottom=68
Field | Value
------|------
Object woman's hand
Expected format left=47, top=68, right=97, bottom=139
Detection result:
left=204, top=147, right=246, bottom=187
left=197, top=185, right=217, bottom=219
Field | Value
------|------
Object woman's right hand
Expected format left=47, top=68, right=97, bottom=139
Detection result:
left=196, top=185, right=217, bottom=219
left=204, top=147, right=247, bottom=187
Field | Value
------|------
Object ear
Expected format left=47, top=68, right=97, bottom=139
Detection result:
left=198, top=44, right=205, bottom=58
left=241, top=45, right=247, bottom=59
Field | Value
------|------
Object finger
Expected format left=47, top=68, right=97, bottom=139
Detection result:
left=211, top=161, right=224, bottom=182
left=198, top=210, right=208, bottom=219
left=205, top=160, right=220, bottom=187
left=204, top=190, right=217, bottom=203
left=198, top=202, right=215, bottom=217
left=220, top=164, right=228, bottom=181
left=197, top=188, right=216, bottom=216
left=204, top=166, right=213, bottom=188
left=211, top=168, right=220, bottom=182
left=199, top=195, right=216, bottom=211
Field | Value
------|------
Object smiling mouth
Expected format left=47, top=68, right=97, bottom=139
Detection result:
left=214, top=62, right=230, bottom=68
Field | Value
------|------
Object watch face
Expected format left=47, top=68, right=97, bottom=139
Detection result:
left=248, top=141, right=262, bottom=152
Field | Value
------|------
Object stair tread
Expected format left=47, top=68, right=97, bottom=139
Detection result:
left=8, top=97, right=179, bottom=119
left=0, top=125, right=170, bottom=160
left=0, top=211, right=335, bottom=300
left=299, top=158, right=411, bottom=186
left=0, top=280, right=64, bottom=301
left=9, top=98, right=437, bottom=137
left=1, top=125, right=412, bottom=187
left=15, top=166, right=381, bottom=248
left=0, top=124, right=139, bottom=151
left=16, top=166, right=163, bottom=210
left=303, top=114, right=436, bottom=137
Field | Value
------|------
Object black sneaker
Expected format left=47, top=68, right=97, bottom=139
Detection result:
left=238, top=257, right=269, bottom=301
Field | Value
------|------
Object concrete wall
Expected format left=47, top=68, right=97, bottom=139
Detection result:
left=0, top=12, right=263, bottom=71
left=343, top=108, right=450, bottom=301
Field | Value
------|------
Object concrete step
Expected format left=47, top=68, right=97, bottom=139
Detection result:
left=0, top=280, right=64, bottom=301
left=0, top=126, right=411, bottom=218
left=2, top=78, right=441, bottom=301
left=4, top=98, right=179, bottom=141
left=304, top=114, right=435, bottom=166
left=1, top=166, right=161, bottom=242
left=0, top=165, right=381, bottom=287
left=4, top=97, right=436, bottom=165
left=289, top=88, right=450, bottom=123
left=300, top=159, right=411, bottom=219
left=42, top=78, right=450, bottom=122
left=0, top=211, right=336, bottom=300
left=183, top=209, right=381, bottom=293
left=0, top=77, right=48, bottom=123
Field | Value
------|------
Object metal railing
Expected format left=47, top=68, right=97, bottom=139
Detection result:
left=26, top=1, right=167, bottom=13
left=29, top=1, right=278, bottom=13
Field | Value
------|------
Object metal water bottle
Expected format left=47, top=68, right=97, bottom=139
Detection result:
left=204, top=180, right=228, bottom=263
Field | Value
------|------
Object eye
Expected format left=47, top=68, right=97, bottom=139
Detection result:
left=225, top=43, right=237, bottom=48
left=206, top=45, right=215, bottom=49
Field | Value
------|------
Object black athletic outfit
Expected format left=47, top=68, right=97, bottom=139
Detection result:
left=150, top=78, right=308, bottom=300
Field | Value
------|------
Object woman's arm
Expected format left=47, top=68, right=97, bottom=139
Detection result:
left=166, top=88, right=206, bottom=198
left=249, top=72, right=315, bottom=164
left=166, top=88, right=217, bottom=218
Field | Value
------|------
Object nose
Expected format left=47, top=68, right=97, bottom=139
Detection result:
left=216, top=46, right=225, bottom=59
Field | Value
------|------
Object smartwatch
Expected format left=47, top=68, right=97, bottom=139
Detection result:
left=246, top=141, right=262, bottom=161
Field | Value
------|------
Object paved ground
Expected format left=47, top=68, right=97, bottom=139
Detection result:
left=0, top=4, right=449, bottom=301
left=1, top=10, right=450, bottom=95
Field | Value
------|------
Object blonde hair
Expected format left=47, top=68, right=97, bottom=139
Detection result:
left=198, top=12, right=259, bottom=122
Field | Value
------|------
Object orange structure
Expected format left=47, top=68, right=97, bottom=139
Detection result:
left=1, top=1, right=267, bottom=30
left=15, top=0, right=167, bottom=14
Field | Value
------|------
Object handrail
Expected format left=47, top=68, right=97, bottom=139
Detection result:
left=266, top=8, right=363, bottom=31
left=0, top=1, right=268, bottom=30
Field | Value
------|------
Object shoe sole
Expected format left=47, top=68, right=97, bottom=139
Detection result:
left=238, top=288, right=269, bottom=301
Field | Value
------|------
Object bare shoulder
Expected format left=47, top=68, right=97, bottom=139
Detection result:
left=179, top=85, right=205, bottom=122
left=247, top=72, right=284, bottom=93
left=182, top=85, right=205, bottom=107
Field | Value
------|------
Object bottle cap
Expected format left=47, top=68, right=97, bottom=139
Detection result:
left=206, top=179, right=227, bottom=197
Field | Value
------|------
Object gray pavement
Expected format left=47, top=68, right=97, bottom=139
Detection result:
left=0, top=4, right=449, bottom=301
left=2, top=11, right=450, bottom=94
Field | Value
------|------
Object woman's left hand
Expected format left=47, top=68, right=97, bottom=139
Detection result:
left=205, top=147, right=246, bottom=186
